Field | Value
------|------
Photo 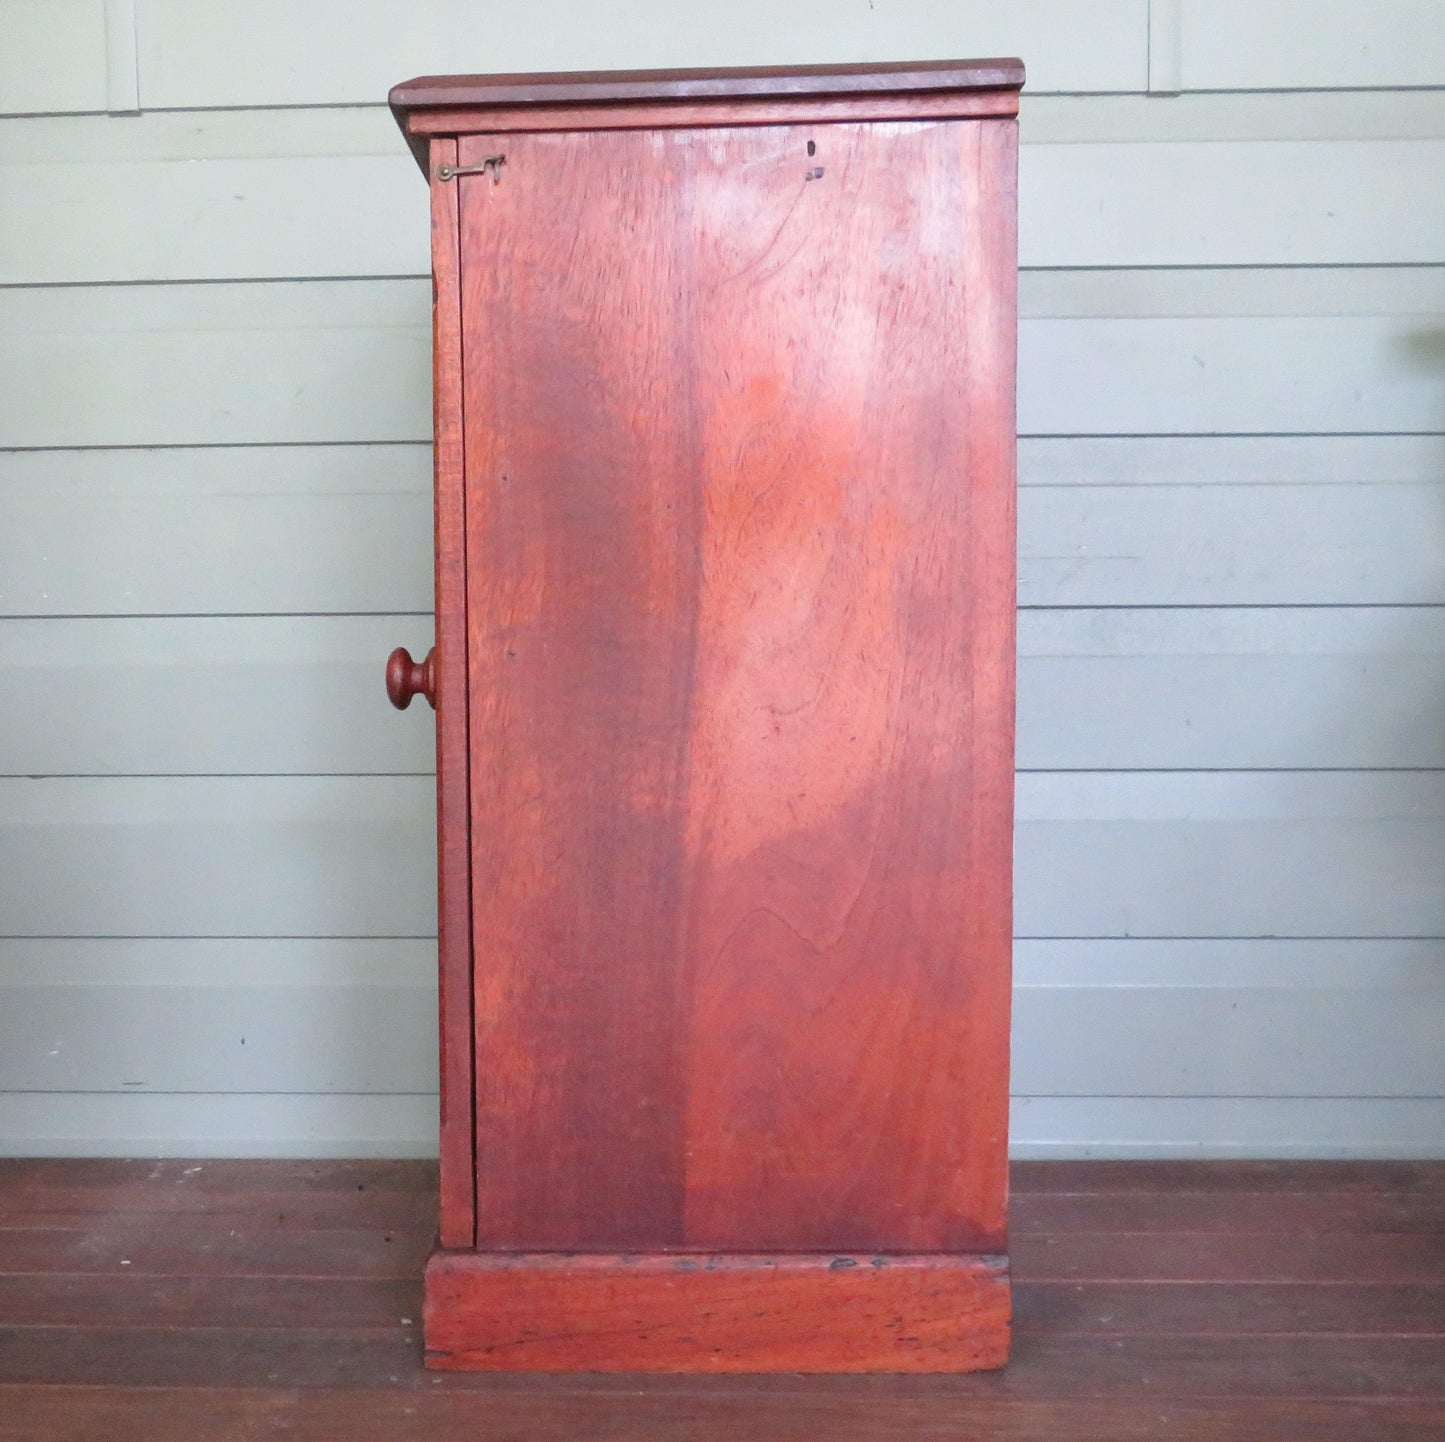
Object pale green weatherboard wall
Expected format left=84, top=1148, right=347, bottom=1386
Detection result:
left=2, top=0, right=1444, bottom=1157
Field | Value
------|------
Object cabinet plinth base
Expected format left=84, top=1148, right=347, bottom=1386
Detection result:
left=423, top=1248, right=1010, bottom=1372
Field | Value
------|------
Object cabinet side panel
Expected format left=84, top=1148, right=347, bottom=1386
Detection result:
left=459, top=119, right=1016, bottom=1253
left=459, top=131, right=700, bottom=1248
left=680, top=117, right=1017, bottom=1251
left=430, top=136, right=476, bottom=1247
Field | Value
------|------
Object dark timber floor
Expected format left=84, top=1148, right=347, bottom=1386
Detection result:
left=0, top=1159, right=1441, bottom=1440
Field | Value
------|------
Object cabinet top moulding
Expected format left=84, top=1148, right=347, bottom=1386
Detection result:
left=389, top=58, right=1025, bottom=172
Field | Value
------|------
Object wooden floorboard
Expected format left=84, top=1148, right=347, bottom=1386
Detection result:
left=0, top=1160, right=1438, bottom=1439
left=1013, top=1190, right=1445, bottom=1234
left=1, top=1326, right=1441, bottom=1396
left=1013, top=1230, right=1445, bottom=1283
left=1013, top=1280, right=1445, bottom=1335
left=0, top=1274, right=421, bottom=1330
left=0, top=1389, right=1440, bottom=1442
left=1010, top=1160, right=1445, bottom=1194
left=0, top=1224, right=429, bottom=1277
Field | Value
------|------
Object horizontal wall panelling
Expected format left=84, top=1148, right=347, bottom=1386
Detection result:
left=12, top=3, right=1444, bottom=113
left=2, top=1091, right=1439, bottom=1162
left=1018, top=433, right=1445, bottom=487
left=1024, top=90, right=1445, bottom=144
left=1011, top=1097, right=1445, bottom=1160
left=13, top=606, right=1445, bottom=776
left=1017, top=315, right=1445, bottom=436
left=0, top=616, right=435, bottom=775
left=9, top=88, right=1444, bottom=158
left=0, top=1092, right=439, bottom=1158
left=0, top=282, right=431, bottom=449
left=123, top=0, right=1445, bottom=108
left=131, top=0, right=1147, bottom=108
left=1018, top=607, right=1445, bottom=770
left=4, top=282, right=1441, bottom=447
left=1019, top=485, right=1445, bottom=608
left=0, top=0, right=108, bottom=116
left=28, top=469, right=1445, bottom=619
left=0, top=445, right=431, bottom=618
left=1, top=938, right=1438, bottom=1100
left=7, top=772, right=1445, bottom=942
left=1021, top=141, right=1445, bottom=268
left=1179, top=0, right=1445, bottom=92
left=0, top=934, right=437, bottom=1096
left=0, top=776, right=436, bottom=937
left=1016, top=771, right=1445, bottom=939
left=6, top=123, right=1445, bottom=282
left=1016, top=987, right=1445, bottom=1098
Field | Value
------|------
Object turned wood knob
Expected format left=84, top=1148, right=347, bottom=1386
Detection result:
left=386, top=646, right=436, bottom=710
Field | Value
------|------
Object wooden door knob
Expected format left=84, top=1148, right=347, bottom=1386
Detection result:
left=386, top=646, right=436, bottom=710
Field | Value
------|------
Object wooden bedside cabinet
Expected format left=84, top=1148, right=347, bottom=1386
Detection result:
left=387, top=57, right=1022, bottom=1373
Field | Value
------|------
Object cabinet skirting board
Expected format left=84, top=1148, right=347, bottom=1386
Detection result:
left=424, top=1249, right=1011, bottom=1373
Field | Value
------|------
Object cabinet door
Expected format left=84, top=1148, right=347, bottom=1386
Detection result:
left=457, top=117, right=1016, bottom=1253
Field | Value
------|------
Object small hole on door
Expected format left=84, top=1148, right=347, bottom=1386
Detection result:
left=807, top=140, right=816, bottom=156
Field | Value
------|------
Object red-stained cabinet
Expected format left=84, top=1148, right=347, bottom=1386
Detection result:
left=387, top=59, right=1022, bottom=1372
